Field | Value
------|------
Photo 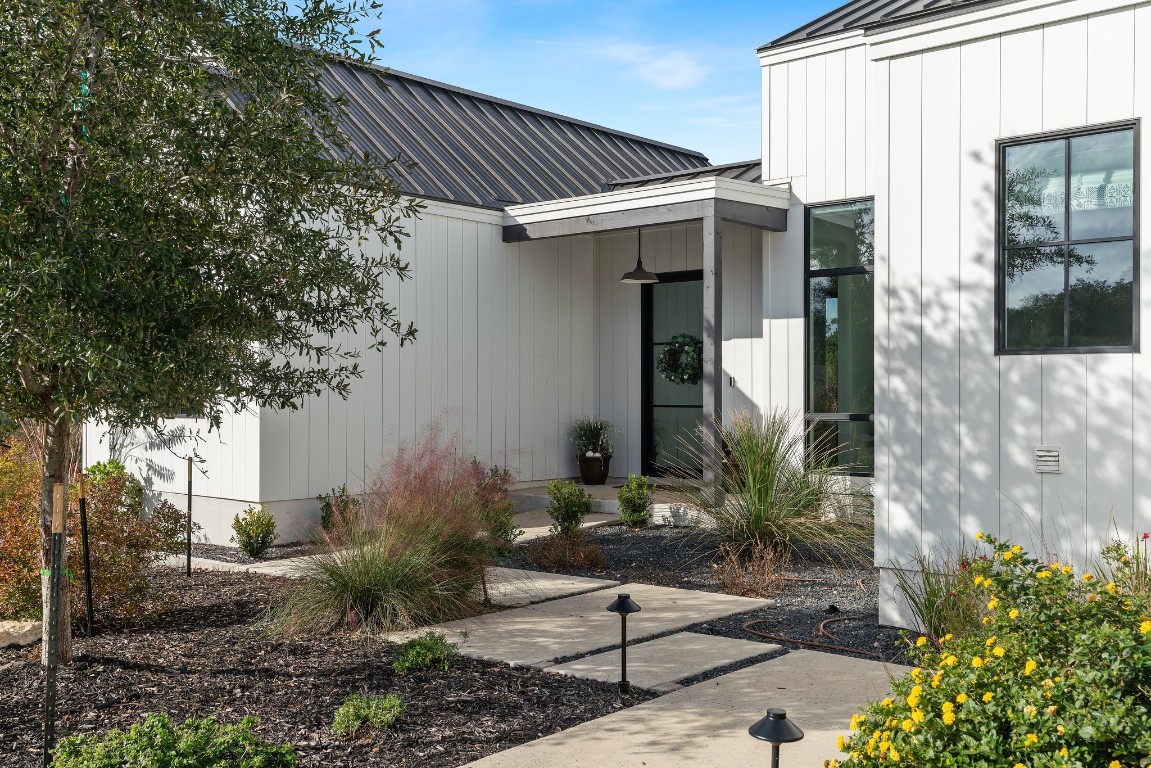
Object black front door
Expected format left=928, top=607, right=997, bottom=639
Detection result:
left=642, top=270, right=703, bottom=476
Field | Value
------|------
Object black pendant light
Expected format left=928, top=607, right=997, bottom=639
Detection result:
left=619, top=227, right=658, bottom=284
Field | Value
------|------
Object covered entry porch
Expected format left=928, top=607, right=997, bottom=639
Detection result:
left=503, top=170, right=791, bottom=479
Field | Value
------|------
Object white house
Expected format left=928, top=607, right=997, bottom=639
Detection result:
left=88, top=0, right=1151, bottom=626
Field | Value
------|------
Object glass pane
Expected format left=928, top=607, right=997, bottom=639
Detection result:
left=652, top=407, right=701, bottom=473
left=1069, top=241, right=1134, bottom=347
left=808, top=274, right=874, bottom=414
left=809, top=420, right=874, bottom=475
left=1070, top=130, right=1134, bottom=240
left=1005, top=140, right=1066, bottom=246
left=809, top=200, right=874, bottom=270
left=1004, top=246, right=1065, bottom=349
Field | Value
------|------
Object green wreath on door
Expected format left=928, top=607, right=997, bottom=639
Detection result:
left=656, top=334, right=703, bottom=385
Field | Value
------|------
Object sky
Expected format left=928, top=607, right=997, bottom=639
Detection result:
left=365, top=0, right=845, bottom=165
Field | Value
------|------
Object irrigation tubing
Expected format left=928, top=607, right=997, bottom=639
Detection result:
left=742, top=614, right=885, bottom=660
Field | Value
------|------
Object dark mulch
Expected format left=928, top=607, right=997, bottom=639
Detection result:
left=191, top=541, right=318, bottom=564
left=0, top=568, right=652, bottom=768
left=502, top=524, right=910, bottom=665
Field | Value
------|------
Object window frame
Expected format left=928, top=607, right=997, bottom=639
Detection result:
left=804, top=197, right=876, bottom=477
left=995, top=119, right=1141, bottom=355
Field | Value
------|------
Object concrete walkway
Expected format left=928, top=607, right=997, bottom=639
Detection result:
left=464, top=650, right=907, bottom=768
left=513, top=507, right=619, bottom=543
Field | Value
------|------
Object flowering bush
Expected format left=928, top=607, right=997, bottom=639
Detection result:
left=832, top=534, right=1151, bottom=768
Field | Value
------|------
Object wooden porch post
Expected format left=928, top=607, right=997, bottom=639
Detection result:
left=702, top=212, right=723, bottom=497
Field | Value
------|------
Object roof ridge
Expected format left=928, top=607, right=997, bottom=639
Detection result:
left=325, top=53, right=709, bottom=161
left=607, top=159, right=761, bottom=186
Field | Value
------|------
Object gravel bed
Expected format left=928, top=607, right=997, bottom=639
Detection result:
left=190, top=541, right=317, bottom=564
left=503, top=524, right=910, bottom=665
left=0, top=568, right=652, bottom=768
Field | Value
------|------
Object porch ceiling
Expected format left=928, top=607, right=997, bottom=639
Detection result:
left=501, top=176, right=790, bottom=242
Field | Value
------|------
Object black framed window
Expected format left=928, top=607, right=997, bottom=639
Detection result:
left=806, top=199, right=874, bottom=475
left=997, top=122, right=1139, bottom=353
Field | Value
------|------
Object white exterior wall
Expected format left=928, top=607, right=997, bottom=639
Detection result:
left=594, top=221, right=765, bottom=477
left=764, top=0, right=1151, bottom=626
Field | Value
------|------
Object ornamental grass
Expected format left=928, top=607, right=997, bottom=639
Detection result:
left=265, top=424, right=516, bottom=634
left=833, top=534, right=1151, bottom=768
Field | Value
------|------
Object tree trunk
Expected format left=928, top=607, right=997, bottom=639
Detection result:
left=39, top=414, right=71, bottom=666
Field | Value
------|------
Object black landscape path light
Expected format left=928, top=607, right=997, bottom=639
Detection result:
left=749, top=708, right=805, bottom=768
left=606, top=593, right=641, bottom=692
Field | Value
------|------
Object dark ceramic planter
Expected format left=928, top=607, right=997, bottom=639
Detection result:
left=577, top=454, right=611, bottom=485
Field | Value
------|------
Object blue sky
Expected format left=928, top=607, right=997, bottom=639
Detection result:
left=368, top=1, right=844, bottom=165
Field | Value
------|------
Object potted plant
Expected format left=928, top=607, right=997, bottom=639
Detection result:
left=571, top=417, right=613, bottom=485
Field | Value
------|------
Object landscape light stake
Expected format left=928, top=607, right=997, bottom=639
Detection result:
left=42, top=482, right=66, bottom=767
left=605, top=593, right=641, bottom=693
left=748, top=708, right=805, bottom=768
left=186, top=456, right=193, bottom=577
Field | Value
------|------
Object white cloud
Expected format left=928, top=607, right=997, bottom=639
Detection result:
left=587, top=39, right=709, bottom=91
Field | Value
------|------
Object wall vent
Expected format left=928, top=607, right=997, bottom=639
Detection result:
left=1035, top=446, right=1061, bottom=474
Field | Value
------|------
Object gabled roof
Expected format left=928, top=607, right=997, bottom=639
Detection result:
left=762, top=0, right=1002, bottom=51
left=606, top=160, right=762, bottom=191
left=319, top=59, right=711, bottom=209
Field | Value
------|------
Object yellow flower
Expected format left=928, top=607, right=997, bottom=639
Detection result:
left=993, top=646, right=1006, bottom=658
left=1140, top=619, right=1151, bottom=634
left=976, top=531, right=985, bottom=540
left=881, top=698, right=894, bottom=707
left=889, top=748, right=901, bottom=762
left=985, top=636, right=997, bottom=647
left=1012, top=545, right=1023, bottom=554
left=973, top=575, right=985, bottom=586
left=1109, top=761, right=1121, bottom=768
left=1003, top=551, right=1014, bottom=561
left=1106, top=582, right=1118, bottom=595
left=1013, top=764, right=1026, bottom=768
left=849, top=713, right=862, bottom=731
left=941, top=653, right=958, bottom=667
left=971, top=656, right=984, bottom=668
left=915, top=636, right=927, bottom=647
left=826, top=761, right=840, bottom=768
left=1089, top=594, right=1100, bottom=603
left=901, top=718, right=914, bottom=732
left=911, top=709, right=925, bottom=723
left=931, top=671, right=944, bottom=688
left=1042, top=678, right=1054, bottom=689
left=982, top=692, right=994, bottom=703
left=941, top=701, right=954, bottom=713
left=1057, top=724, right=1065, bottom=735
left=911, top=668, right=924, bottom=682
left=1036, top=570, right=1051, bottom=579
left=1049, top=562, right=1061, bottom=571
left=1025, top=733, right=1038, bottom=746
left=956, top=693, right=968, bottom=704
left=1083, top=573, right=1095, bottom=582
left=1024, top=660, right=1038, bottom=675
left=982, top=616, right=992, bottom=625
left=987, top=597, right=1000, bottom=610
left=942, top=710, right=955, bottom=725
left=836, top=735, right=846, bottom=751
left=942, top=633, right=953, bottom=642
left=1023, top=705, right=1037, bottom=718
left=1062, top=565, right=1073, bottom=575
left=1009, top=608, right=1021, bottom=620
left=1059, top=746, right=1068, bottom=757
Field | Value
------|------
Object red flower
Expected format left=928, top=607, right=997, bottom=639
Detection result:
left=1143, top=532, right=1150, bottom=540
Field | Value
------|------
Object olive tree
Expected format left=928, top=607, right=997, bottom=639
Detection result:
left=0, top=0, right=419, bottom=661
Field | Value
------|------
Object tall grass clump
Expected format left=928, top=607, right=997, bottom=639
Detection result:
left=266, top=424, right=516, bottom=634
left=668, top=409, right=872, bottom=564
left=890, top=542, right=986, bottom=644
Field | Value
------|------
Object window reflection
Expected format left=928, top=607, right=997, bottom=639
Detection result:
left=809, top=274, right=874, bottom=415
left=1070, top=131, right=1134, bottom=240
left=1005, top=247, right=1064, bottom=349
left=809, top=201, right=874, bottom=270
left=1069, top=241, right=1134, bottom=347
left=1005, top=140, right=1065, bottom=245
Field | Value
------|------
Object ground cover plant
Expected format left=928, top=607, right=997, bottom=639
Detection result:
left=232, top=504, right=278, bottom=559
left=50, top=713, right=296, bottom=768
left=332, top=694, right=404, bottom=736
left=267, top=426, right=517, bottom=634
left=393, top=631, right=460, bottom=673
left=617, top=474, right=653, bottom=528
left=832, top=534, right=1151, bottom=767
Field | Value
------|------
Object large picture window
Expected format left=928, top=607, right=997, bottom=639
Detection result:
left=998, top=123, right=1138, bottom=353
left=806, top=199, right=874, bottom=474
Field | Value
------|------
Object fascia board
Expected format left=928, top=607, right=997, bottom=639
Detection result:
left=503, top=178, right=790, bottom=227
left=414, top=196, right=505, bottom=226
left=757, top=30, right=867, bottom=67
left=866, top=0, right=1143, bottom=59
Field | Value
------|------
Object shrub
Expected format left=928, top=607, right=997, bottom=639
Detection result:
left=570, top=417, right=613, bottom=457
left=267, top=424, right=510, bottom=634
left=525, top=530, right=606, bottom=570
left=474, top=462, right=522, bottom=555
left=51, top=713, right=296, bottom=767
left=332, top=694, right=404, bottom=736
left=148, top=499, right=200, bottom=555
left=833, top=535, right=1151, bottom=768
left=890, top=542, right=986, bottom=644
left=710, top=541, right=790, bottom=598
left=392, top=631, right=459, bottom=673
left=671, top=409, right=872, bottom=564
left=547, top=479, right=591, bottom=536
left=1, top=440, right=185, bottom=623
left=232, top=504, right=277, bottom=558
left=317, top=484, right=360, bottom=532
left=617, top=474, right=653, bottom=528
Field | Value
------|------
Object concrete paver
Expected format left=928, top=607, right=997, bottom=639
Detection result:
left=547, top=632, right=781, bottom=691
left=484, top=568, right=618, bottom=607
left=391, top=583, right=769, bottom=667
left=463, top=650, right=908, bottom=768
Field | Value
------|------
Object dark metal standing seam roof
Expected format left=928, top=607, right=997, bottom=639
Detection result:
left=606, top=160, right=762, bottom=191
left=762, top=0, right=1007, bottom=51
left=318, top=60, right=711, bottom=209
